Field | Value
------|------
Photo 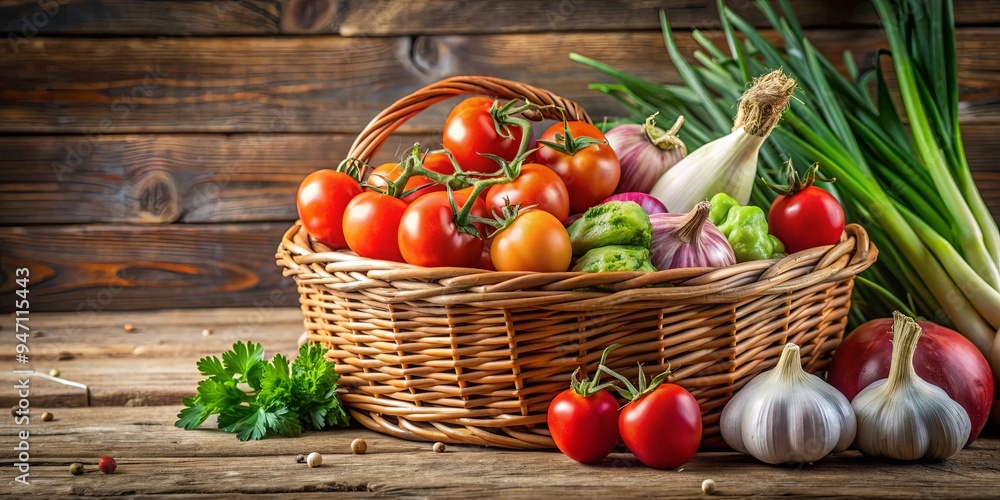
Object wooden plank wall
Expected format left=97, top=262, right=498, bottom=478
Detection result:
left=2, top=0, right=999, bottom=311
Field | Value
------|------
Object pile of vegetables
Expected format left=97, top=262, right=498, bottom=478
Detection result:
left=281, top=0, right=998, bottom=463
left=549, top=311, right=993, bottom=468
left=720, top=312, right=992, bottom=464
left=571, top=0, right=1000, bottom=394
left=295, top=65, right=821, bottom=278
left=296, top=97, right=621, bottom=273
left=540, top=0, right=999, bottom=468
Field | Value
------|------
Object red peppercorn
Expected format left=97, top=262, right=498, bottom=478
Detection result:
left=98, top=456, right=117, bottom=474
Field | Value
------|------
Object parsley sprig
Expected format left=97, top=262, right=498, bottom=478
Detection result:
left=175, top=341, right=349, bottom=441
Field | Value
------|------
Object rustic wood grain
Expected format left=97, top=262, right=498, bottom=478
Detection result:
left=3, top=29, right=1000, bottom=134
left=0, top=133, right=433, bottom=225
left=3, top=127, right=999, bottom=225
left=2, top=0, right=998, bottom=36
left=0, top=406, right=997, bottom=497
left=334, top=0, right=1000, bottom=35
left=0, top=306, right=303, bottom=359
left=0, top=308, right=303, bottom=407
left=0, top=224, right=297, bottom=312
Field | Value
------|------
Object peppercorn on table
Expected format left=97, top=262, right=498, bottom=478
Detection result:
left=3, top=308, right=999, bottom=498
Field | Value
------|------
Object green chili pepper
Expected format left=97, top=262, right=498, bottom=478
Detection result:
left=708, top=193, right=785, bottom=262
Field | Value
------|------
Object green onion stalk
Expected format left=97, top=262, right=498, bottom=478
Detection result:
left=570, top=0, right=1000, bottom=367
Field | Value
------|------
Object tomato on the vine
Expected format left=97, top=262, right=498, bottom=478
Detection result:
left=547, top=345, right=622, bottom=464
left=536, top=121, right=620, bottom=214
left=296, top=169, right=363, bottom=249
left=455, top=184, right=489, bottom=202
left=343, top=192, right=408, bottom=262
left=766, top=162, right=845, bottom=254
left=367, top=153, right=455, bottom=204
left=491, top=210, right=571, bottom=272
left=600, top=365, right=702, bottom=470
left=398, top=191, right=488, bottom=268
left=485, top=163, right=570, bottom=223
left=442, top=97, right=536, bottom=174
left=619, top=381, right=702, bottom=469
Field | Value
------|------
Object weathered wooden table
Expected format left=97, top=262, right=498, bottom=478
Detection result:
left=3, top=309, right=999, bottom=498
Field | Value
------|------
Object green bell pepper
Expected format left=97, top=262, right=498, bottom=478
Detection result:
left=708, top=193, right=785, bottom=262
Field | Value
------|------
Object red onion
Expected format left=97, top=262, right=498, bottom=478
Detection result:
left=649, top=201, right=735, bottom=270
left=602, top=192, right=668, bottom=215
left=606, top=114, right=687, bottom=194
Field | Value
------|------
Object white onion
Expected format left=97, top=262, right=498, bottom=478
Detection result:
left=606, top=114, right=686, bottom=194
left=650, top=70, right=796, bottom=212
left=649, top=201, right=736, bottom=270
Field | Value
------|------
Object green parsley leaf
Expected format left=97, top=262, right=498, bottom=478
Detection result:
left=219, top=403, right=303, bottom=441
left=175, top=396, right=211, bottom=430
left=196, top=355, right=227, bottom=380
left=176, top=341, right=348, bottom=440
left=222, top=341, right=265, bottom=389
left=257, top=353, right=293, bottom=407
left=289, top=343, right=349, bottom=430
left=196, top=378, right=245, bottom=409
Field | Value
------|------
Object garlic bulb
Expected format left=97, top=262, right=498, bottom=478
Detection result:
left=852, top=312, right=972, bottom=460
left=648, top=201, right=736, bottom=270
left=720, top=343, right=855, bottom=464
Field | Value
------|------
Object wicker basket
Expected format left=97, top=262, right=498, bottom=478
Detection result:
left=277, top=76, right=878, bottom=449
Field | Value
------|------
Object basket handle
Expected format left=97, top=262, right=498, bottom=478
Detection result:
left=347, top=76, right=593, bottom=163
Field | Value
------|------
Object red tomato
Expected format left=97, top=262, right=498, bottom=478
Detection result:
left=620, top=383, right=702, bottom=469
left=548, top=389, right=620, bottom=464
left=343, top=192, right=408, bottom=262
left=398, top=191, right=487, bottom=268
left=828, top=318, right=994, bottom=446
left=479, top=249, right=496, bottom=271
left=491, top=210, right=572, bottom=272
left=485, top=163, right=570, bottom=223
left=768, top=185, right=845, bottom=253
left=296, top=169, right=363, bottom=249
left=536, top=121, right=620, bottom=214
left=367, top=153, right=454, bottom=204
left=442, top=97, right=536, bottom=174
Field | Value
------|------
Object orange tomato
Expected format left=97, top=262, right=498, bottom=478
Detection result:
left=490, top=210, right=571, bottom=272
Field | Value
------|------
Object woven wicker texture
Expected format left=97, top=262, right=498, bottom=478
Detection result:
left=277, top=76, right=878, bottom=449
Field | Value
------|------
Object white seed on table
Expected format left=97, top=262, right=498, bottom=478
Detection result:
left=702, top=479, right=716, bottom=495
left=307, top=452, right=323, bottom=467
left=49, top=368, right=60, bottom=377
